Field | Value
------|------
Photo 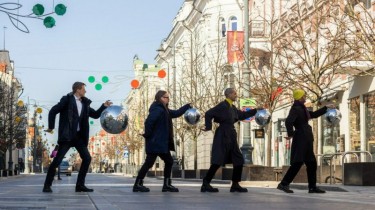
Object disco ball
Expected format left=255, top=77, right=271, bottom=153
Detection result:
left=184, top=108, right=201, bottom=125
left=325, top=108, right=341, bottom=126
left=100, top=105, right=128, bottom=134
left=255, top=109, right=271, bottom=126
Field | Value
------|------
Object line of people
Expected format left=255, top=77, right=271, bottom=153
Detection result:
left=42, top=82, right=333, bottom=194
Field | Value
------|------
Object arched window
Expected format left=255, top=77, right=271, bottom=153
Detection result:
left=229, top=16, right=237, bottom=31
left=220, top=17, right=226, bottom=37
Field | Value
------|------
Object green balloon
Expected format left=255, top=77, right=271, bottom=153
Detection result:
left=88, top=76, right=95, bottom=83
left=44, top=16, right=56, bottom=28
left=33, top=4, right=44, bottom=16
left=55, top=4, right=67, bottom=16
left=102, top=76, right=109, bottom=83
left=95, top=84, right=102, bottom=90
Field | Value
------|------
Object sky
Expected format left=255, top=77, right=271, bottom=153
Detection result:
left=1, top=0, right=184, bottom=149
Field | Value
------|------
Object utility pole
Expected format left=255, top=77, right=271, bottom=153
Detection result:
left=240, top=0, right=254, bottom=164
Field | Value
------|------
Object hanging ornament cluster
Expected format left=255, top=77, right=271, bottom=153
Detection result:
left=88, top=75, right=109, bottom=91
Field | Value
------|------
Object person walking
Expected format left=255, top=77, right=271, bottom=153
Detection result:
left=42, top=81, right=112, bottom=193
left=133, top=90, right=191, bottom=192
left=50, top=145, right=62, bottom=180
left=201, top=88, right=261, bottom=193
left=277, top=89, right=335, bottom=194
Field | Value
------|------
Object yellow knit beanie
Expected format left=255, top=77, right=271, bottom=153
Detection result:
left=293, top=89, right=305, bottom=100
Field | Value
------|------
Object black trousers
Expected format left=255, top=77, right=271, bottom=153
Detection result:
left=280, top=160, right=317, bottom=189
left=204, top=164, right=243, bottom=183
left=136, top=152, right=173, bottom=179
left=44, top=142, right=91, bottom=187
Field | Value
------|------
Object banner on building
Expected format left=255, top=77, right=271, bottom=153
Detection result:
left=227, top=31, right=244, bottom=64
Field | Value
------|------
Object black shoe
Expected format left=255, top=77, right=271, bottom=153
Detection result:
left=75, top=185, right=94, bottom=192
left=133, top=178, right=150, bottom=192
left=42, top=185, right=52, bottom=193
left=309, top=187, right=326, bottom=193
left=58, top=177, right=62, bottom=180
left=277, top=183, right=294, bottom=193
left=201, top=179, right=219, bottom=192
left=162, top=178, right=179, bottom=192
left=230, top=182, right=248, bottom=193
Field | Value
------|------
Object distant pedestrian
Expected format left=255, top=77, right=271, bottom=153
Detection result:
left=18, top=158, right=25, bottom=173
left=50, top=145, right=62, bottom=180
left=277, top=89, right=335, bottom=194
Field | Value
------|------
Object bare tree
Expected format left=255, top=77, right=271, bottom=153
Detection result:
left=270, top=0, right=359, bottom=152
left=0, top=72, right=24, bottom=170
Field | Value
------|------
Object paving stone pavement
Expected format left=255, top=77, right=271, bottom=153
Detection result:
left=1, top=173, right=375, bottom=210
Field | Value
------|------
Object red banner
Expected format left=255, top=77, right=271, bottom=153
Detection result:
left=227, top=31, right=244, bottom=64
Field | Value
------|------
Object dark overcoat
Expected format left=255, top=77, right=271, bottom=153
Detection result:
left=205, top=100, right=257, bottom=166
left=48, top=93, right=106, bottom=147
left=285, top=102, right=327, bottom=164
left=143, top=102, right=191, bottom=154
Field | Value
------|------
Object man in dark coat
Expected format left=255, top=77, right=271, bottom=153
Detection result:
left=201, top=88, right=259, bottom=193
left=277, top=89, right=334, bottom=194
left=43, top=81, right=112, bottom=193
left=133, top=90, right=191, bottom=193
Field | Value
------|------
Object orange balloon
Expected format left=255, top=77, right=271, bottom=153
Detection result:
left=158, top=69, right=166, bottom=78
left=131, top=79, right=140, bottom=88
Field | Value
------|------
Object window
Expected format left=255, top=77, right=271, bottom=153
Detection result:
left=364, top=92, right=375, bottom=156
left=229, top=16, right=237, bottom=31
left=220, top=17, right=226, bottom=37
left=349, top=97, right=360, bottom=151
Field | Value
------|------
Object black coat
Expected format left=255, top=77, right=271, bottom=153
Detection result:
left=144, top=102, right=191, bottom=154
left=205, top=100, right=257, bottom=166
left=285, top=102, right=327, bottom=164
left=48, top=93, right=106, bottom=147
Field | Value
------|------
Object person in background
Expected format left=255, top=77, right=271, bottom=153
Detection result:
left=50, top=145, right=62, bottom=180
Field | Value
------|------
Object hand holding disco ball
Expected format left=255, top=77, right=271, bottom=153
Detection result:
left=184, top=108, right=201, bottom=125
left=255, top=109, right=271, bottom=126
left=100, top=105, right=128, bottom=134
left=325, top=108, right=341, bottom=126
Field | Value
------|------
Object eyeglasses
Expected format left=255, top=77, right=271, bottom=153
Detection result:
left=162, top=96, right=169, bottom=99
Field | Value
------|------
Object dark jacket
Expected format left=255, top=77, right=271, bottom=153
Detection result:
left=285, top=102, right=327, bottom=164
left=205, top=100, right=257, bottom=166
left=48, top=93, right=106, bottom=147
left=144, top=102, right=191, bottom=154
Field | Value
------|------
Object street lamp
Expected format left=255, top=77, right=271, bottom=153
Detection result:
left=32, top=107, right=42, bottom=173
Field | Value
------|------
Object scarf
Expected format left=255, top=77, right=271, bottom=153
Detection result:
left=293, top=100, right=311, bottom=121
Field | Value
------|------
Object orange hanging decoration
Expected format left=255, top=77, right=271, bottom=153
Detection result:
left=130, top=79, right=140, bottom=88
left=158, top=69, right=166, bottom=78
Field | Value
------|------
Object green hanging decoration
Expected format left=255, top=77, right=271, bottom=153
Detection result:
left=95, top=84, right=103, bottom=91
left=55, top=4, right=67, bottom=16
left=43, top=16, right=56, bottom=28
left=32, top=4, right=44, bottom=16
left=102, top=76, right=109, bottom=83
left=88, top=76, right=95, bottom=83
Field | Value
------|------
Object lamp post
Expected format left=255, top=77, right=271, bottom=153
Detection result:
left=240, top=0, right=254, bottom=164
left=32, top=106, right=42, bottom=173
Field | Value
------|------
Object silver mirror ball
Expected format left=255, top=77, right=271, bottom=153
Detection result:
left=184, top=108, right=201, bottom=125
left=255, top=109, right=271, bottom=126
left=100, top=105, right=128, bottom=134
left=325, top=108, right=341, bottom=126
